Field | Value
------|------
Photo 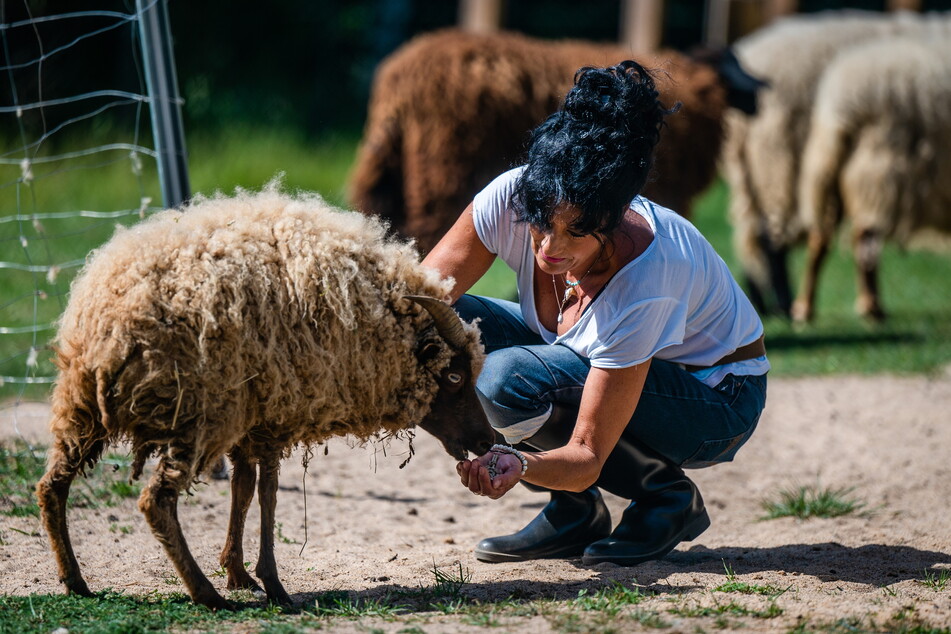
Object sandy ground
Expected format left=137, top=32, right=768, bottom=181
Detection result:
left=2, top=372, right=951, bottom=632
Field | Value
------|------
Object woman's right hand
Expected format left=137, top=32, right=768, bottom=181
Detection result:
left=456, top=451, right=522, bottom=499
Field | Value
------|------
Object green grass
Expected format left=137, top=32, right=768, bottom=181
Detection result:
left=920, top=568, right=951, bottom=591
left=692, top=180, right=951, bottom=377
left=0, top=567, right=664, bottom=633
left=0, top=441, right=141, bottom=517
left=760, top=483, right=866, bottom=520
left=0, top=440, right=46, bottom=517
left=3, top=131, right=951, bottom=405
left=714, top=561, right=787, bottom=597
left=0, top=591, right=290, bottom=634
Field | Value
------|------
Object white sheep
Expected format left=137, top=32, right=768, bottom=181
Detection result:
left=722, top=10, right=921, bottom=315
left=35, top=185, right=494, bottom=609
left=792, top=36, right=951, bottom=321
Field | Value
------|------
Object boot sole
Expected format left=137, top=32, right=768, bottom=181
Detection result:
left=474, top=542, right=588, bottom=563
left=580, top=509, right=711, bottom=566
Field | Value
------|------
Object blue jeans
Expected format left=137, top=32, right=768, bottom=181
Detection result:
left=456, top=295, right=767, bottom=469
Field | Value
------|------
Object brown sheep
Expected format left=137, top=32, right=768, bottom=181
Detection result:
left=35, top=185, right=494, bottom=610
left=349, top=28, right=764, bottom=253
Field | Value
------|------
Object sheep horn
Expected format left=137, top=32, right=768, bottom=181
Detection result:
left=405, top=295, right=468, bottom=349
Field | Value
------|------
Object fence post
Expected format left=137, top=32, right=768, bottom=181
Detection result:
left=137, top=0, right=190, bottom=208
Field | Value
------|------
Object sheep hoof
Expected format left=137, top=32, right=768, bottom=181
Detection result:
left=265, top=585, right=293, bottom=606
left=859, top=302, right=887, bottom=323
left=790, top=300, right=813, bottom=324
left=195, top=590, right=232, bottom=612
left=64, top=577, right=93, bottom=598
left=226, top=570, right=263, bottom=593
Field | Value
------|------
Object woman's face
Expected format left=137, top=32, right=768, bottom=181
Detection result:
left=529, top=205, right=603, bottom=277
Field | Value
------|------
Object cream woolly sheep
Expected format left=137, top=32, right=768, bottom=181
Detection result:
left=723, top=10, right=899, bottom=315
left=35, top=186, right=495, bottom=610
left=723, top=10, right=950, bottom=315
left=792, top=37, right=951, bottom=322
left=349, top=28, right=764, bottom=253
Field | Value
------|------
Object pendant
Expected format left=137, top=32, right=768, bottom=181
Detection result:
left=557, top=286, right=574, bottom=325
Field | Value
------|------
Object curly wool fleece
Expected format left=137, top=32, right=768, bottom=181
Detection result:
left=50, top=184, right=483, bottom=481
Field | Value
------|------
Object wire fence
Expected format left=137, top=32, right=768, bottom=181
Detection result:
left=1, top=0, right=186, bottom=440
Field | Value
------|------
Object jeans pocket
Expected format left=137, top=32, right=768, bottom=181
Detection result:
left=681, top=424, right=757, bottom=469
left=715, top=374, right=749, bottom=407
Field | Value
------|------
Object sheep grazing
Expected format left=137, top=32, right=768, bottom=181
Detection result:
left=792, top=37, right=951, bottom=322
left=349, top=28, right=764, bottom=253
left=35, top=185, right=495, bottom=610
left=722, top=10, right=948, bottom=316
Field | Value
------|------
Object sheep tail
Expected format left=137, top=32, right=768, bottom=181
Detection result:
left=798, top=113, right=850, bottom=240
left=95, top=367, right=114, bottom=435
left=46, top=367, right=109, bottom=477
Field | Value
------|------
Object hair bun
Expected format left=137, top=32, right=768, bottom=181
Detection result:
left=562, top=61, right=662, bottom=135
left=563, top=69, right=622, bottom=123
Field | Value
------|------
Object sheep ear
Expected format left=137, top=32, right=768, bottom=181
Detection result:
left=405, top=295, right=468, bottom=349
left=416, top=339, right=442, bottom=364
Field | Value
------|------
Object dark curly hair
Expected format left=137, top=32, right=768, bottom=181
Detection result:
left=513, top=60, right=675, bottom=236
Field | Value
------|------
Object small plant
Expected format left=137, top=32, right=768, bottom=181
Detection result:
left=920, top=568, right=951, bottom=591
left=49, top=450, right=142, bottom=511
left=670, top=595, right=783, bottom=620
left=570, top=580, right=649, bottom=616
left=761, top=484, right=865, bottom=519
left=715, top=560, right=786, bottom=597
left=430, top=560, right=472, bottom=600
left=309, top=591, right=405, bottom=618
left=463, top=609, right=501, bottom=627
left=0, top=440, right=47, bottom=517
left=275, top=521, right=299, bottom=544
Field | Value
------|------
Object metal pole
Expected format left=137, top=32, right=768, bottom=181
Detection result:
left=620, top=0, right=664, bottom=54
left=704, top=0, right=731, bottom=48
left=137, top=0, right=190, bottom=208
left=459, top=0, right=504, bottom=33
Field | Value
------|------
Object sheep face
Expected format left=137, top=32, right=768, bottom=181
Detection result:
left=418, top=348, right=494, bottom=460
left=407, top=295, right=494, bottom=460
left=714, top=47, right=768, bottom=115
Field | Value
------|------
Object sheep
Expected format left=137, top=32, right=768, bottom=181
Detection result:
left=722, top=10, right=948, bottom=316
left=348, top=28, right=765, bottom=253
left=34, top=185, right=495, bottom=610
left=792, top=37, right=951, bottom=322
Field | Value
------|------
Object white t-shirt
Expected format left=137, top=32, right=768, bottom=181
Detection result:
left=472, top=167, right=769, bottom=387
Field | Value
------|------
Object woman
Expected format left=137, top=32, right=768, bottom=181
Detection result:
left=421, top=60, right=768, bottom=566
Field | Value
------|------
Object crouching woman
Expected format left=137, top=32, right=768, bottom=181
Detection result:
left=422, top=60, right=768, bottom=565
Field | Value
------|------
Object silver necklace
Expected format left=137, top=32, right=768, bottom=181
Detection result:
left=552, top=247, right=602, bottom=324
left=552, top=275, right=576, bottom=325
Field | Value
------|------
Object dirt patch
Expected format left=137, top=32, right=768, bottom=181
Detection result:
left=2, top=373, right=951, bottom=631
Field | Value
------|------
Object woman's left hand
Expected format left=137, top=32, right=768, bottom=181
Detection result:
left=456, top=451, right=522, bottom=499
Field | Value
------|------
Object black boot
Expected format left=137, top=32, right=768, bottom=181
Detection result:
left=474, top=405, right=611, bottom=563
left=582, top=437, right=710, bottom=566
left=474, top=485, right=612, bottom=562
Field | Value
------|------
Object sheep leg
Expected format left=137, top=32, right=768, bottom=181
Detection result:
left=854, top=228, right=886, bottom=321
left=219, top=446, right=263, bottom=592
left=139, top=454, right=230, bottom=611
left=254, top=452, right=292, bottom=605
left=792, top=228, right=832, bottom=323
left=36, top=438, right=100, bottom=597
